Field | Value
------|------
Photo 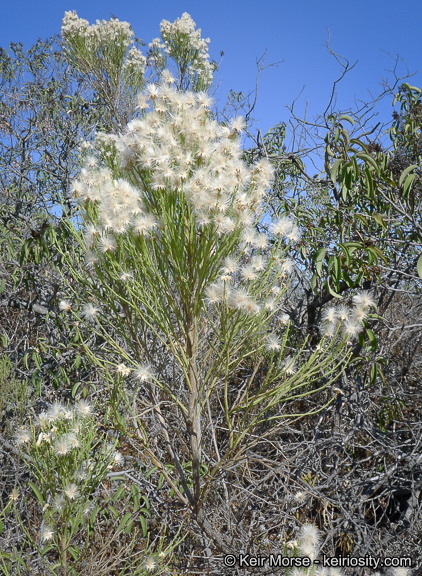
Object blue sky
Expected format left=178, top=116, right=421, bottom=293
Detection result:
left=1, top=0, right=421, bottom=146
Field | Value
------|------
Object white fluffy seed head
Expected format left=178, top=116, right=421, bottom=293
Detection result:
left=352, top=304, right=368, bottom=322
left=47, top=402, right=66, bottom=422
left=204, top=283, right=225, bottom=305
left=392, top=568, right=410, bottom=576
left=281, top=358, right=296, bottom=375
left=143, top=556, right=157, bottom=572
left=270, top=217, right=294, bottom=237
left=343, top=318, right=361, bottom=338
left=241, top=265, right=258, bottom=282
left=322, top=307, right=337, bottom=324
left=352, top=290, right=376, bottom=310
left=134, top=364, right=154, bottom=382
left=76, top=399, right=92, bottom=418
left=40, top=524, right=55, bottom=543
left=117, top=364, right=132, bottom=377
left=59, top=300, right=72, bottom=312
left=54, top=494, right=65, bottom=511
left=336, top=305, right=349, bottom=322
left=266, top=334, right=281, bottom=352
left=81, top=303, right=100, bottom=320
left=15, top=428, right=31, bottom=445
left=299, top=524, right=320, bottom=559
left=54, top=438, right=70, bottom=456
left=222, top=256, right=238, bottom=275
left=64, top=483, right=80, bottom=501
left=64, top=433, right=80, bottom=449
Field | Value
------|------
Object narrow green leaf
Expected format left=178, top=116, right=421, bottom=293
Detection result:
left=366, top=246, right=388, bottom=264
left=350, top=138, right=368, bottom=150
left=373, top=214, right=386, bottom=229
left=31, top=370, right=41, bottom=387
left=341, top=128, right=350, bottom=148
left=139, top=515, right=147, bottom=537
left=330, top=158, right=342, bottom=182
left=352, top=156, right=359, bottom=180
left=32, top=352, right=41, bottom=370
left=338, top=114, right=355, bottom=125
left=89, top=506, right=100, bottom=527
left=366, top=329, right=377, bottom=352
left=402, top=173, right=417, bottom=198
left=333, top=256, right=341, bottom=283
left=339, top=244, right=351, bottom=267
left=367, top=313, right=383, bottom=321
left=344, top=166, right=352, bottom=189
left=370, top=363, right=377, bottom=386
left=334, top=127, right=340, bottom=143
left=355, top=214, right=369, bottom=226
left=108, top=505, right=119, bottom=520
left=399, top=164, right=418, bottom=187
left=325, top=279, right=342, bottom=299
left=71, top=381, right=82, bottom=397
left=117, top=512, right=132, bottom=533
left=377, top=364, right=386, bottom=385
left=343, top=270, right=356, bottom=288
left=326, top=145, right=335, bottom=157
left=28, top=482, right=44, bottom=507
left=342, top=242, right=363, bottom=250
left=364, top=166, right=374, bottom=199
left=68, top=547, right=79, bottom=561
left=417, top=254, right=422, bottom=279
left=356, top=153, right=380, bottom=174
left=314, top=248, right=327, bottom=277
left=401, top=83, right=422, bottom=94
left=112, top=485, right=125, bottom=502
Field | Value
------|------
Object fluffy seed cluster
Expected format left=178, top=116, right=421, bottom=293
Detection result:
left=15, top=428, right=31, bottom=445
left=298, top=523, right=320, bottom=561
left=149, top=13, right=215, bottom=86
left=64, top=482, right=80, bottom=501
left=270, top=217, right=301, bottom=242
left=73, top=82, right=275, bottom=240
left=321, top=291, right=377, bottom=339
left=61, top=11, right=134, bottom=50
left=204, top=283, right=262, bottom=316
left=124, top=46, right=147, bottom=74
left=40, top=523, right=55, bottom=543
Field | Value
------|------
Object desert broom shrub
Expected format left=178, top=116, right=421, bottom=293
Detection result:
left=51, top=74, right=370, bottom=557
